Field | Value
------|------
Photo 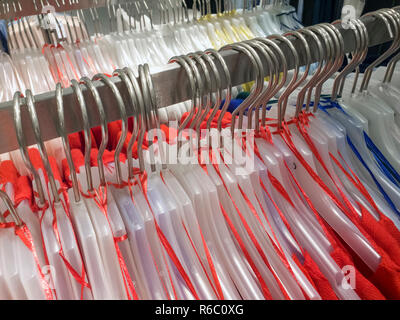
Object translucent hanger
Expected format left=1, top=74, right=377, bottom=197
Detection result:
left=320, top=19, right=392, bottom=221
left=234, top=36, right=330, bottom=299
left=70, top=76, right=127, bottom=300
left=220, top=40, right=308, bottom=299
left=191, top=50, right=253, bottom=299
left=369, top=9, right=400, bottom=127
left=253, top=40, right=326, bottom=298
left=13, top=90, right=76, bottom=299
left=266, top=30, right=382, bottom=274
left=0, top=186, right=48, bottom=299
left=329, top=12, right=400, bottom=212
left=119, top=65, right=185, bottom=299
left=0, top=188, right=28, bottom=299
left=282, top=27, right=369, bottom=224
left=203, top=48, right=263, bottom=299
left=118, top=66, right=172, bottom=300
left=251, top=34, right=357, bottom=301
left=75, top=10, right=113, bottom=75
left=55, top=81, right=112, bottom=300
left=87, top=71, right=144, bottom=300
left=139, top=62, right=208, bottom=299
left=350, top=9, right=400, bottom=173
left=108, top=68, right=158, bottom=300
left=168, top=50, right=256, bottom=298
left=24, top=87, right=93, bottom=300
left=252, top=34, right=332, bottom=249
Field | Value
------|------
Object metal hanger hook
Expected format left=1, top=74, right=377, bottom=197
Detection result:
left=112, top=68, right=141, bottom=179
left=13, top=91, right=46, bottom=206
left=55, top=83, right=80, bottom=203
left=92, top=73, right=128, bottom=186
left=124, top=67, right=147, bottom=174
left=70, top=79, right=94, bottom=192
left=169, top=55, right=198, bottom=134
left=203, top=49, right=232, bottom=133
left=25, top=89, right=61, bottom=203
left=80, top=77, right=109, bottom=187
left=0, top=190, right=22, bottom=226
left=360, top=9, right=398, bottom=92
left=220, top=42, right=264, bottom=134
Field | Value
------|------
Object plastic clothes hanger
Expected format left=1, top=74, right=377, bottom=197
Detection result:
left=55, top=81, right=113, bottom=300
left=255, top=35, right=341, bottom=247
left=368, top=9, right=400, bottom=127
left=11, top=18, right=50, bottom=95
left=278, top=2, right=301, bottom=31
left=74, top=9, right=113, bottom=75
left=250, top=34, right=335, bottom=261
left=0, top=160, right=47, bottom=279
left=188, top=4, right=214, bottom=50
left=327, top=14, right=400, bottom=213
left=348, top=10, right=400, bottom=173
left=287, top=25, right=366, bottom=220
left=71, top=76, right=128, bottom=300
left=230, top=1, right=256, bottom=40
left=258, top=9, right=281, bottom=36
left=39, top=14, right=80, bottom=86
left=202, top=4, right=233, bottom=48
left=217, top=41, right=306, bottom=300
left=241, top=38, right=307, bottom=246
left=6, top=18, right=50, bottom=95
left=278, top=23, right=379, bottom=236
left=168, top=52, right=257, bottom=299
left=13, top=90, right=75, bottom=300
left=321, top=19, right=389, bottom=222
left=0, top=190, right=48, bottom=299
left=108, top=68, right=166, bottom=300
left=234, top=37, right=338, bottom=299
left=112, top=68, right=170, bottom=300
left=177, top=1, right=207, bottom=52
left=169, top=50, right=256, bottom=297
left=216, top=2, right=246, bottom=42
left=243, top=2, right=267, bottom=37
left=85, top=72, right=142, bottom=302
left=120, top=65, right=190, bottom=300
left=265, top=32, right=382, bottom=274
left=0, top=52, right=26, bottom=102
left=138, top=63, right=207, bottom=300
left=264, top=0, right=287, bottom=33
left=24, top=87, right=93, bottom=300
left=62, top=16, right=93, bottom=81
left=320, top=18, right=400, bottom=215
left=0, top=198, right=27, bottom=299
left=147, top=53, right=236, bottom=299
left=127, top=62, right=187, bottom=300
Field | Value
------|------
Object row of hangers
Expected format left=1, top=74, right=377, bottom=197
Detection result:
left=0, top=0, right=303, bottom=123
left=1, top=6, right=400, bottom=300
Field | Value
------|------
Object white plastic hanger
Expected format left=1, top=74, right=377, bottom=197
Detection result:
left=0, top=191, right=47, bottom=299
left=13, top=91, right=76, bottom=300
left=55, top=80, right=116, bottom=300
left=229, top=36, right=354, bottom=299
left=259, top=32, right=381, bottom=275
left=25, top=87, right=94, bottom=300
left=346, top=10, right=400, bottom=173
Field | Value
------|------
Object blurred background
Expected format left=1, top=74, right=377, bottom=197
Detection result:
left=182, top=0, right=400, bottom=70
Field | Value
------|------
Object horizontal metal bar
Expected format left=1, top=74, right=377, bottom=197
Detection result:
left=0, top=0, right=108, bottom=20
left=0, top=10, right=398, bottom=155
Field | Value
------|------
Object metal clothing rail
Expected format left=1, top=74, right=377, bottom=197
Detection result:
left=0, top=10, right=398, bottom=155
left=0, top=0, right=109, bottom=20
